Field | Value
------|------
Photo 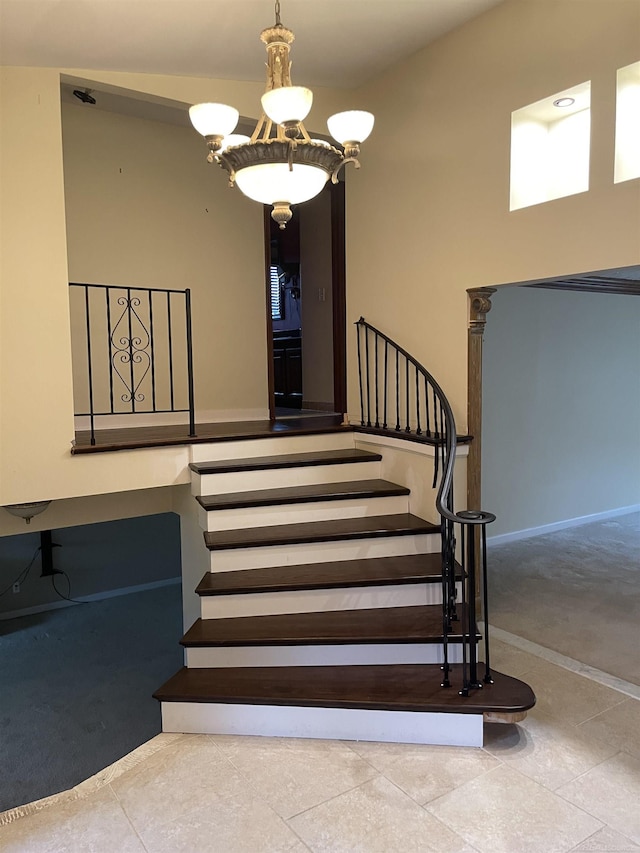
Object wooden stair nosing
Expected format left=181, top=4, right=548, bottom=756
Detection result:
left=154, top=664, right=536, bottom=716
left=196, top=479, right=410, bottom=512
left=189, top=448, right=382, bottom=477
left=195, top=553, right=462, bottom=597
left=181, top=605, right=477, bottom=647
left=203, top=513, right=439, bottom=552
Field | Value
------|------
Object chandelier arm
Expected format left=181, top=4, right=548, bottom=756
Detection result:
left=331, top=157, right=361, bottom=184
left=251, top=115, right=268, bottom=143
left=216, top=153, right=237, bottom=186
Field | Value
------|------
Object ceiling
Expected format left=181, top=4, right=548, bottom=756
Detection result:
left=0, top=0, right=504, bottom=89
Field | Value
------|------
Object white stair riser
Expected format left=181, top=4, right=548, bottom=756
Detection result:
left=161, top=702, right=484, bottom=747
left=192, top=460, right=382, bottom=496
left=200, top=495, right=410, bottom=531
left=200, top=582, right=462, bottom=619
left=185, top=643, right=464, bottom=668
left=190, top=431, right=354, bottom=464
left=208, top=533, right=440, bottom=572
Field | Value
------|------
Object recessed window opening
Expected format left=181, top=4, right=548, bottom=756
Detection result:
left=510, top=82, right=591, bottom=211
left=614, top=61, right=640, bottom=184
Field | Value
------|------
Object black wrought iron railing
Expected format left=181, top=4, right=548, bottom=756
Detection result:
left=69, top=283, right=196, bottom=445
left=355, top=317, right=495, bottom=696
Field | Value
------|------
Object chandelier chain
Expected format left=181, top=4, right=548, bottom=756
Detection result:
left=275, top=0, right=281, bottom=26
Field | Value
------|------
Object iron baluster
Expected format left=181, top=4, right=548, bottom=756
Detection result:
left=149, top=290, right=157, bottom=412
left=356, top=320, right=365, bottom=426
left=440, top=516, right=450, bottom=687
left=383, top=340, right=388, bottom=429
left=395, top=349, right=400, bottom=430
left=185, top=289, right=196, bottom=437
left=167, top=291, right=175, bottom=412
left=464, top=515, right=481, bottom=689
left=364, top=324, right=371, bottom=427
left=84, top=285, right=96, bottom=445
left=481, top=523, right=493, bottom=683
left=404, top=355, right=410, bottom=432
left=432, top=400, right=440, bottom=488
left=106, top=287, right=114, bottom=414
left=459, top=523, right=469, bottom=696
left=425, top=374, right=431, bottom=437
left=374, top=332, right=379, bottom=428
left=415, top=366, right=421, bottom=435
left=126, top=289, right=135, bottom=413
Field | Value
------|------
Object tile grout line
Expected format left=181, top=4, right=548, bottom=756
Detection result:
left=284, top=773, right=384, bottom=821
left=109, top=783, right=151, bottom=853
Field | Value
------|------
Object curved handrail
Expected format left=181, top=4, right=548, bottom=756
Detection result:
left=355, top=317, right=496, bottom=694
left=355, top=318, right=494, bottom=527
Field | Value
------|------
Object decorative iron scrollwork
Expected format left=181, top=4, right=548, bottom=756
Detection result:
left=110, top=296, right=151, bottom=405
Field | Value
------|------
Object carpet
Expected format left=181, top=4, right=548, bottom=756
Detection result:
left=488, top=511, right=640, bottom=686
left=0, top=584, right=183, bottom=812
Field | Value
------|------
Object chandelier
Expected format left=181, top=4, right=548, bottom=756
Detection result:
left=189, top=0, right=374, bottom=229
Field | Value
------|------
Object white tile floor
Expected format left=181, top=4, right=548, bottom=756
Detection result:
left=1, top=638, right=639, bottom=853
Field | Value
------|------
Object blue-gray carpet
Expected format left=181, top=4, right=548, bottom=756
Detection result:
left=0, top=584, right=183, bottom=812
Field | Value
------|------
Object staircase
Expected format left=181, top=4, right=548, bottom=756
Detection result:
left=154, top=427, right=535, bottom=747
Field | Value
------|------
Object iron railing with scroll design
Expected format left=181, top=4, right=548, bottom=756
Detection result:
left=355, top=317, right=495, bottom=696
left=69, top=283, right=196, bottom=446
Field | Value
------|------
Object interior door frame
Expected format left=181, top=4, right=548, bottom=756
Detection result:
left=264, top=180, right=347, bottom=421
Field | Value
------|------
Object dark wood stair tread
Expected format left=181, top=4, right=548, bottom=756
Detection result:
left=154, top=664, right=535, bottom=715
left=196, top=553, right=458, bottom=596
left=181, top=605, right=474, bottom=646
left=204, top=513, right=439, bottom=551
left=197, top=479, right=409, bottom=511
left=190, top=448, right=381, bottom=476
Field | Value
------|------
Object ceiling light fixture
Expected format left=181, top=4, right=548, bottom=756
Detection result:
left=553, top=97, right=575, bottom=108
left=4, top=501, right=51, bottom=525
left=189, top=0, right=374, bottom=229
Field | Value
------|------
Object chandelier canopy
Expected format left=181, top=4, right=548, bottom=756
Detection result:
left=189, top=0, right=374, bottom=229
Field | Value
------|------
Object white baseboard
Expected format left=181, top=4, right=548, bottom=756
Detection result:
left=0, top=576, right=181, bottom=621
left=487, top=503, right=640, bottom=546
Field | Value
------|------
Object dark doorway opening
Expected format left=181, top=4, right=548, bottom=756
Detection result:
left=265, top=180, right=346, bottom=421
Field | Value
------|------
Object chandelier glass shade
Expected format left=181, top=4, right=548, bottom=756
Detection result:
left=189, top=0, right=374, bottom=228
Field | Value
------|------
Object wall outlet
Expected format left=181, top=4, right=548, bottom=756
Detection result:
left=12, top=582, right=20, bottom=594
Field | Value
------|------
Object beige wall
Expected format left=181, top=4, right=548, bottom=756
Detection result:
left=62, top=100, right=266, bottom=420
left=482, top=286, right=640, bottom=537
left=347, top=0, right=640, bottom=430
left=0, top=65, right=347, bottom=511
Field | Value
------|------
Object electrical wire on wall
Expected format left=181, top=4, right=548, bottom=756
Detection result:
left=50, top=570, right=87, bottom=605
left=0, top=542, right=87, bottom=605
left=0, top=546, right=41, bottom=598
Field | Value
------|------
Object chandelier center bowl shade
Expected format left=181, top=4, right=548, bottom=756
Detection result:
left=188, top=0, right=374, bottom=228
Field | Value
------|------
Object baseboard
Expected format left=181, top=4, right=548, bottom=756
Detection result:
left=487, top=503, right=640, bottom=546
left=0, top=576, right=181, bottom=621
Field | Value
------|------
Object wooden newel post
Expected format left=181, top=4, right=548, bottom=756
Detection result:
left=467, top=287, right=496, bottom=604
